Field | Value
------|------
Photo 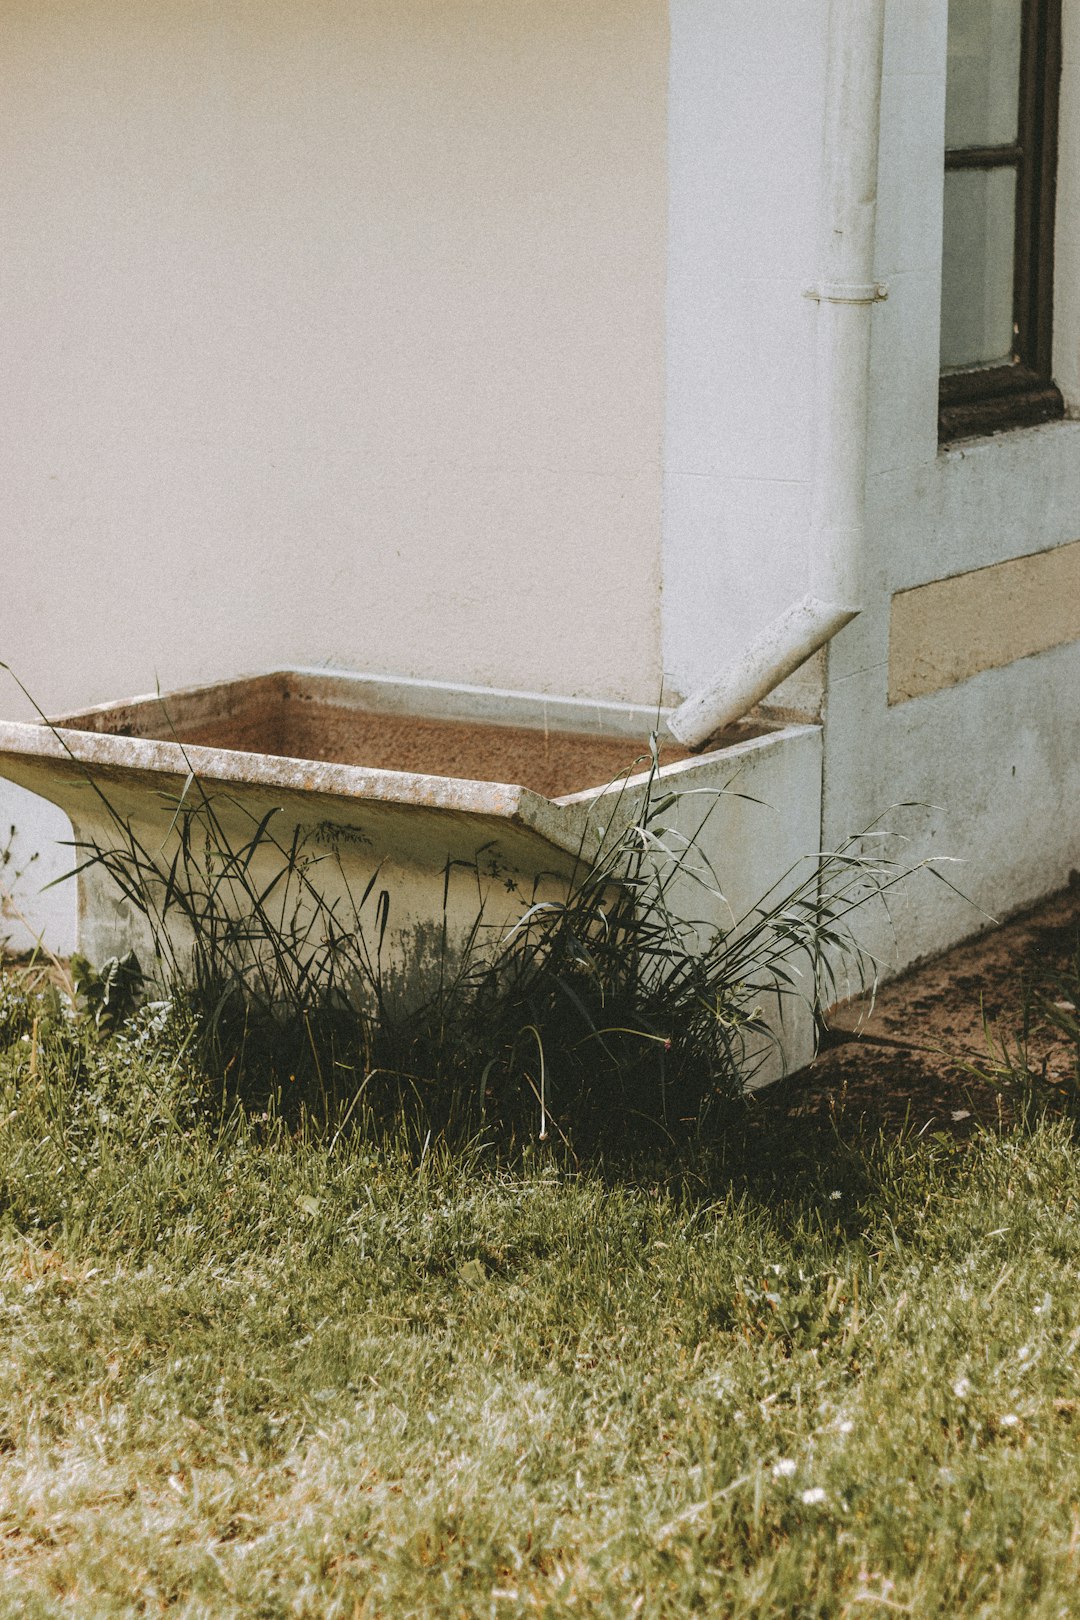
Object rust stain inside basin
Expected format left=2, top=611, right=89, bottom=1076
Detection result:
left=50, top=670, right=755, bottom=800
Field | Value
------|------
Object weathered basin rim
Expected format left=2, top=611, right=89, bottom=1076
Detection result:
left=51, top=667, right=681, bottom=743
left=0, top=713, right=814, bottom=812
left=0, top=719, right=537, bottom=821
left=0, top=697, right=821, bottom=872
left=0, top=663, right=821, bottom=890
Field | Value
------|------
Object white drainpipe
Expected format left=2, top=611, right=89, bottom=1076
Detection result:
left=668, top=0, right=888, bottom=749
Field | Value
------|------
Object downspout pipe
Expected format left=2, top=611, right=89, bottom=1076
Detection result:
left=668, top=0, right=887, bottom=749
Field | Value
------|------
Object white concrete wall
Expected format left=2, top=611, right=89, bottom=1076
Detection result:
left=0, top=0, right=669, bottom=946
left=0, top=0, right=668, bottom=721
left=0, top=788, right=75, bottom=957
left=822, top=0, right=1080, bottom=973
left=662, top=0, right=1080, bottom=979
left=661, top=0, right=828, bottom=705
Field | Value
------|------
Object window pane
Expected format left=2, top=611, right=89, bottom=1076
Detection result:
left=945, top=0, right=1022, bottom=147
left=940, top=166, right=1017, bottom=369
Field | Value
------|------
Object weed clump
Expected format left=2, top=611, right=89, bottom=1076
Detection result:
left=33, top=731, right=926, bottom=1151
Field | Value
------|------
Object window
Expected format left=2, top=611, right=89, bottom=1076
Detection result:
left=939, top=0, right=1063, bottom=441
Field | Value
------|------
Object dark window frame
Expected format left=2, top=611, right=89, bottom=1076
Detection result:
left=939, top=0, right=1064, bottom=444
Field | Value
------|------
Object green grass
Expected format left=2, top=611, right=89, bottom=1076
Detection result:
left=1, top=986, right=1080, bottom=1617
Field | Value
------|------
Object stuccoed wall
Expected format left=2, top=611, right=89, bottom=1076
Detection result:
left=661, top=0, right=828, bottom=707
left=0, top=787, right=74, bottom=956
left=821, top=0, right=1080, bottom=973
left=661, top=0, right=1080, bottom=978
left=0, top=0, right=667, bottom=719
left=0, top=0, right=669, bottom=948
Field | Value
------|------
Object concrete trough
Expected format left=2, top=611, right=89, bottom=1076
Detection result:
left=0, top=670, right=824, bottom=1073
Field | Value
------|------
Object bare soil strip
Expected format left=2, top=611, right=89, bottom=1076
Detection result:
left=763, top=882, right=1080, bottom=1136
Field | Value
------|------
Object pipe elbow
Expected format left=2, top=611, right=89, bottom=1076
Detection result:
left=667, top=595, right=859, bottom=749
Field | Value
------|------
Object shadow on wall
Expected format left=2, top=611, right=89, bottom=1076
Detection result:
left=0, top=781, right=76, bottom=955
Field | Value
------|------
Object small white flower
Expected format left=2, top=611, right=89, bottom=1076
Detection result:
left=772, top=1458, right=797, bottom=1479
left=829, top=1190, right=842, bottom=1201
left=801, top=1486, right=827, bottom=1506
left=952, top=1377, right=971, bottom=1399
left=999, top=1413, right=1020, bottom=1428
left=838, top=1419, right=854, bottom=1435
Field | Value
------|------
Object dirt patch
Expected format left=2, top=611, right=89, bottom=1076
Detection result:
left=54, top=674, right=784, bottom=800
left=56, top=676, right=714, bottom=800
left=169, top=706, right=691, bottom=801
left=753, top=882, right=1080, bottom=1138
